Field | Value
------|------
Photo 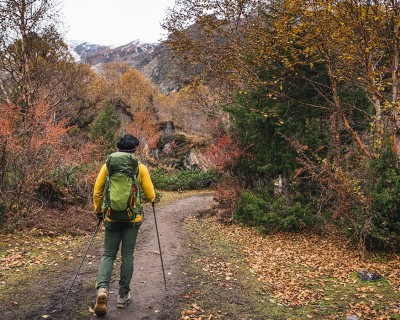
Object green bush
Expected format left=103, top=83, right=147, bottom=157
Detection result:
left=0, top=203, right=6, bottom=223
left=42, top=164, right=94, bottom=206
left=90, top=103, right=121, bottom=154
left=234, top=190, right=267, bottom=224
left=151, top=168, right=219, bottom=191
left=366, top=148, right=400, bottom=251
left=234, top=190, right=317, bottom=232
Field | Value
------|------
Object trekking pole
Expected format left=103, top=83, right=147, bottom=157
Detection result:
left=152, top=202, right=167, bottom=290
left=59, top=218, right=102, bottom=311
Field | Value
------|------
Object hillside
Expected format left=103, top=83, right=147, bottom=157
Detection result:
left=68, top=39, right=189, bottom=93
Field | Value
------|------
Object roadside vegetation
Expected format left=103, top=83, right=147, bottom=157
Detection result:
left=151, top=168, right=219, bottom=191
left=1, top=0, right=400, bottom=319
left=181, top=215, right=400, bottom=319
left=164, top=0, right=400, bottom=254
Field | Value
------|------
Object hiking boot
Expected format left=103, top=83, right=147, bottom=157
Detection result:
left=117, top=292, right=131, bottom=308
left=94, top=287, right=108, bottom=316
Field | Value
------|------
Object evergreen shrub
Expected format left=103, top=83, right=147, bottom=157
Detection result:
left=151, top=168, right=219, bottom=191
left=90, top=103, right=121, bottom=154
left=234, top=190, right=317, bottom=232
left=367, top=148, right=400, bottom=251
left=0, top=203, right=6, bottom=222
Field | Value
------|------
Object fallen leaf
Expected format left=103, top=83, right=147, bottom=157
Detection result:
left=192, top=303, right=201, bottom=310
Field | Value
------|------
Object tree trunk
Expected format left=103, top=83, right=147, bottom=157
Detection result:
left=392, top=16, right=400, bottom=156
left=282, top=170, right=293, bottom=206
left=329, top=68, right=372, bottom=159
left=0, top=140, right=6, bottom=188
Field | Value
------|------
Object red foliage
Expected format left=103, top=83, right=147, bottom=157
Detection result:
left=201, top=118, right=252, bottom=171
left=204, top=134, right=248, bottom=170
left=213, top=180, right=243, bottom=221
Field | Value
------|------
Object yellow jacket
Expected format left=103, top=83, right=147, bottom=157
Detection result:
left=93, top=162, right=155, bottom=222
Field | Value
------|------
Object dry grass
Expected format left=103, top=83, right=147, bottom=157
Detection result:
left=157, top=189, right=214, bottom=205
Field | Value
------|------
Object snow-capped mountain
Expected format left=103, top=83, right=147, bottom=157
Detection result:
left=66, top=39, right=190, bottom=94
left=66, top=39, right=156, bottom=67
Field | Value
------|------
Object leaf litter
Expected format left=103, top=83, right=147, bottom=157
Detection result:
left=0, top=228, right=94, bottom=273
left=1, top=206, right=399, bottom=319
left=182, top=216, right=400, bottom=319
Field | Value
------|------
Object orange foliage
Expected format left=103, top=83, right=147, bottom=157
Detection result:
left=0, top=101, right=69, bottom=153
left=154, top=84, right=221, bottom=134
left=0, top=104, right=19, bottom=147
left=126, top=111, right=160, bottom=157
left=0, top=100, right=97, bottom=216
left=31, top=102, right=69, bottom=153
left=96, top=62, right=156, bottom=114
left=119, top=68, right=154, bottom=110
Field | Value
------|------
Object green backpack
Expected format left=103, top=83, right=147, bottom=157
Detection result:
left=102, top=152, right=142, bottom=221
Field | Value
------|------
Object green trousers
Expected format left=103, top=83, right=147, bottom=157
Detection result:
left=96, top=221, right=141, bottom=295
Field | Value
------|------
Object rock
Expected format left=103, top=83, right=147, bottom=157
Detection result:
left=154, top=132, right=208, bottom=169
left=183, top=149, right=201, bottom=169
left=347, top=315, right=360, bottom=320
left=358, top=269, right=383, bottom=282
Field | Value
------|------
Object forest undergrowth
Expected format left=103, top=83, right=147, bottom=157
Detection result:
left=181, top=214, right=400, bottom=320
left=1, top=194, right=399, bottom=319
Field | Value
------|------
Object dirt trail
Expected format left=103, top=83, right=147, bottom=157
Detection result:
left=100, top=194, right=214, bottom=320
left=2, top=194, right=214, bottom=320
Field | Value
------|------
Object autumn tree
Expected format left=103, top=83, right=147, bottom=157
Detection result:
left=85, top=63, right=162, bottom=157
left=0, top=100, right=68, bottom=217
left=163, top=0, right=400, bottom=251
left=157, top=83, right=227, bottom=134
left=164, top=0, right=400, bottom=155
left=95, top=62, right=156, bottom=114
left=0, top=1, right=101, bottom=226
left=261, top=0, right=400, bottom=250
left=0, top=0, right=86, bottom=109
left=163, top=0, right=262, bottom=87
left=126, top=111, right=160, bottom=158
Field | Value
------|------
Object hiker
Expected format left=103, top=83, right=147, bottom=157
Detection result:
left=92, top=133, right=155, bottom=316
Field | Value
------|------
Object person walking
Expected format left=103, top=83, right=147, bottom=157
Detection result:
left=92, top=133, right=155, bottom=316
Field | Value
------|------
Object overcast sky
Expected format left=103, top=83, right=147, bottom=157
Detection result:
left=59, top=0, right=177, bottom=45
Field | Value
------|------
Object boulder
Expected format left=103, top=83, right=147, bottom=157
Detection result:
left=358, top=269, right=383, bottom=282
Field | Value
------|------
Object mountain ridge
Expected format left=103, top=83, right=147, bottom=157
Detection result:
left=67, top=39, right=187, bottom=93
left=67, top=39, right=156, bottom=66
